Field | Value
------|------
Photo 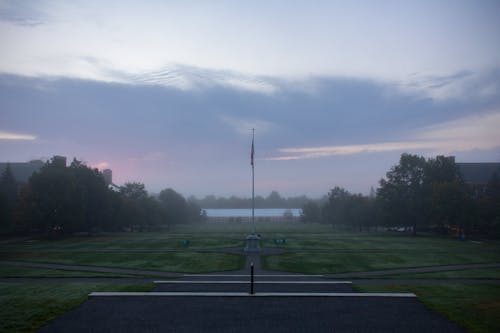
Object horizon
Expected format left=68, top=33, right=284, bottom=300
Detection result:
left=1, top=1, right=499, bottom=197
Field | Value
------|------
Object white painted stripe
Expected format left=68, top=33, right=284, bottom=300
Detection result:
left=89, top=292, right=416, bottom=298
left=183, top=274, right=324, bottom=277
left=154, top=280, right=352, bottom=284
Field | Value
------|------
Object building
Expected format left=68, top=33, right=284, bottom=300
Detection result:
left=0, top=155, right=67, bottom=184
left=457, top=162, right=500, bottom=197
left=52, top=155, right=67, bottom=168
left=102, top=169, right=112, bottom=185
left=0, top=160, right=45, bottom=184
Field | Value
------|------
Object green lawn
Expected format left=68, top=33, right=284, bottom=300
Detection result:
left=369, top=267, right=500, bottom=279
left=0, top=234, right=243, bottom=251
left=0, top=251, right=245, bottom=273
left=2, top=227, right=499, bottom=333
left=262, top=250, right=500, bottom=274
left=0, top=231, right=247, bottom=273
left=0, top=282, right=154, bottom=333
left=260, top=232, right=500, bottom=274
left=0, top=265, right=149, bottom=278
left=354, top=283, right=500, bottom=333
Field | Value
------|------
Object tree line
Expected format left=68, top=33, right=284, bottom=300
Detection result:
left=0, top=158, right=204, bottom=236
left=301, top=154, right=500, bottom=238
left=189, top=191, right=313, bottom=209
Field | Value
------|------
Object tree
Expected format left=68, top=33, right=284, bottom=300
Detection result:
left=159, top=188, right=189, bottom=225
left=0, top=164, right=18, bottom=233
left=283, top=209, right=294, bottom=222
left=267, top=191, right=284, bottom=208
left=424, top=156, right=471, bottom=234
left=301, top=201, right=321, bottom=224
left=0, top=164, right=18, bottom=204
left=324, top=186, right=351, bottom=228
left=22, top=158, right=116, bottom=235
left=120, top=182, right=148, bottom=201
left=377, top=154, right=426, bottom=235
left=187, top=200, right=204, bottom=223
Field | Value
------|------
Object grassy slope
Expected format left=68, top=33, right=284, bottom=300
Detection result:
left=368, top=267, right=500, bottom=279
left=260, top=233, right=500, bottom=274
left=1, top=251, right=245, bottom=273
left=0, top=231, right=246, bottom=273
left=0, top=282, right=154, bottom=333
left=354, top=283, right=500, bottom=333
left=0, top=265, right=146, bottom=278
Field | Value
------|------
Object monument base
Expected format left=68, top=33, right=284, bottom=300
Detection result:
left=244, top=234, right=261, bottom=253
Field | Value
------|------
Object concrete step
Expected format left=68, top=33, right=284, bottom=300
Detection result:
left=153, top=280, right=353, bottom=293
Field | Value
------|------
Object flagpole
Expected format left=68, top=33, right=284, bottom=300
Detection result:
left=251, top=128, right=255, bottom=234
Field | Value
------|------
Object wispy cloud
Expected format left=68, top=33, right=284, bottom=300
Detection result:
left=128, top=152, right=168, bottom=162
left=398, top=70, right=499, bottom=101
left=268, top=142, right=434, bottom=161
left=129, top=64, right=279, bottom=95
left=93, top=161, right=110, bottom=170
left=0, top=130, right=37, bottom=140
left=0, top=0, right=47, bottom=27
left=419, top=110, right=500, bottom=152
left=269, top=111, right=500, bottom=161
left=220, top=116, right=275, bottom=135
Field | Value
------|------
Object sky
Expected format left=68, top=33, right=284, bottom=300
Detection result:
left=1, top=0, right=500, bottom=197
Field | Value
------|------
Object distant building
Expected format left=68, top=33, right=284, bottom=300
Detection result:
left=102, top=169, right=112, bottom=185
left=457, top=162, right=500, bottom=197
left=0, top=160, right=45, bottom=184
left=52, top=155, right=67, bottom=168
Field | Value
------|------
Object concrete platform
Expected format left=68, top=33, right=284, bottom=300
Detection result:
left=39, top=295, right=464, bottom=332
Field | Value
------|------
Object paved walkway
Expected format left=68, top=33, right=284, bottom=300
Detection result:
left=37, top=253, right=466, bottom=332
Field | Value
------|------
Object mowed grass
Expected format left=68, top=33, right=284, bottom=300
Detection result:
left=0, top=282, right=154, bottom=333
left=0, top=265, right=147, bottom=278
left=0, top=251, right=244, bottom=273
left=261, top=250, right=500, bottom=274
left=370, top=267, right=500, bottom=279
left=354, top=283, right=500, bottom=333
left=259, top=229, right=500, bottom=274
left=0, top=230, right=247, bottom=273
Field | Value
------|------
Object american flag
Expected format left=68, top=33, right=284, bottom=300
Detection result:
left=251, top=138, right=254, bottom=166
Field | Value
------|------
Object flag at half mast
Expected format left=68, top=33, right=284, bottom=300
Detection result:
left=251, top=135, right=254, bottom=166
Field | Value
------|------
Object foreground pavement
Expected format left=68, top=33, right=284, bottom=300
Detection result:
left=37, top=254, right=466, bottom=332
left=38, top=294, right=464, bottom=333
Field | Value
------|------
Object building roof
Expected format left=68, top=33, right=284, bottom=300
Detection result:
left=0, top=160, right=45, bottom=183
left=457, top=162, right=500, bottom=185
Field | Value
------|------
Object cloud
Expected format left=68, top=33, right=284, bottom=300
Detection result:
left=268, top=142, right=434, bottom=161
left=220, top=116, right=275, bottom=136
left=93, top=161, right=110, bottom=170
left=0, top=0, right=46, bottom=27
left=128, top=152, right=168, bottom=163
left=130, top=64, right=279, bottom=95
left=397, top=69, right=500, bottom=101
left=418, top=110, right=500, bottom=152
left=0, top=130, right=37, bottom=140
left=268, top=111, right=500, bottom=160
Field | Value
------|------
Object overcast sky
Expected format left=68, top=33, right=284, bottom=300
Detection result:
left=1, top=0, right=499, bottom=197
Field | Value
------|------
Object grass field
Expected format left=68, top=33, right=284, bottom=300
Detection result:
left=0, top=230, right=246, bottom=273
left=369, top=267, right=500, bottom=279
left=0, top=282, right=154, bottom=333
left=257, top=227, right=500, bottom=274
left=1, top=223, right=500, bottom=332
left=0, top=265, right=147, bottom=278
left=354, top=283, right=500, bottom=333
